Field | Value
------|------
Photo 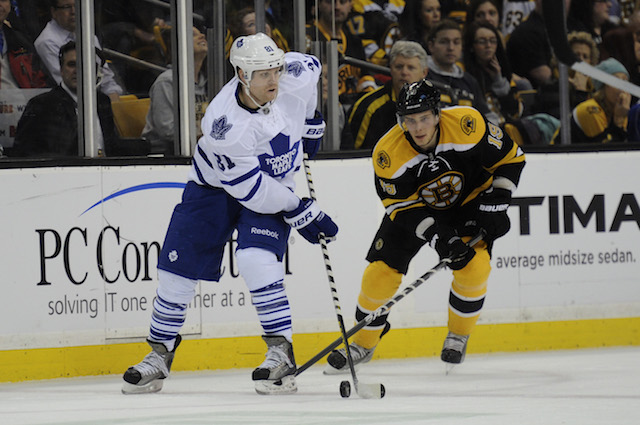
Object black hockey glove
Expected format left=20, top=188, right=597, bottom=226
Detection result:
left=302, top=111, right=325, bottom=159
left=283, top=198, right=338, bottom=244
left=476, top=187, right=512, bottom=243
left=430, top=229, right=475, bottom=271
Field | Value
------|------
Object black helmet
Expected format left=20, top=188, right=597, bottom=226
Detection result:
left=396, top=79, right=441, bottom=117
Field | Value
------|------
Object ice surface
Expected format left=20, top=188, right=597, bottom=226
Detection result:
left=1, top=347, right=638, bottom=425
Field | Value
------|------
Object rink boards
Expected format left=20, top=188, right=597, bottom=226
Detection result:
left=1, top=152, right=639, bottom=381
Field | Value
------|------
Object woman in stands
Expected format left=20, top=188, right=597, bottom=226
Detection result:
left=398, top=0, right=442, bottom=53
left=462, top=20, right=521, bottom=124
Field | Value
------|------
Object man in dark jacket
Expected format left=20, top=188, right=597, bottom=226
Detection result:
left=13, top=41, right=118, bottom=157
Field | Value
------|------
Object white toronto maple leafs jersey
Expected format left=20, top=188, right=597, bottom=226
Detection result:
left=189, top=52, right=321, bottom=215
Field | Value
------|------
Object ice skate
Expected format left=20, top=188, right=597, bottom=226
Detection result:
left=324, top=322, right=390, bottom=375
left=122, top=335, right=182, bottom=394
left=441, top=331, right=469, bottom=373
left=324, top=341, right=375, bottom=375
left=252, top=335, right=297, bottom=395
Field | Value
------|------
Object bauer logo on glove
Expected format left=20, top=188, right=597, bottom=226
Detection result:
left=302, top=111, right=326, bottom=159
left=283, top=198, right=338, bottom=244
left=476, top=187, right=512, bottom=242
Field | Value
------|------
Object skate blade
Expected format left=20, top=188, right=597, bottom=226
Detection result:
left=444, top=363, right=456, bottom=375
left=121, top=379, right=164, bottom=394
left=254, top=375, right=297, bottom=395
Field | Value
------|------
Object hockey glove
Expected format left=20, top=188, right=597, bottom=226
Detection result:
left=476, top=187, right=512, bottom=243
left=302, top=111, right=325, bottom=159
left=283, top=198, right=338, bottom=244
left=430, top=230, right=475, bottom=270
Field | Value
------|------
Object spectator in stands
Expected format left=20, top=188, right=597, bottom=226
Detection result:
left=468, top=0, right=502, bottom=31
left=440, top=0, right=469, bottom=24
left=601, top=8, right=640, bottom=86
left=227, top=0, right=294, bottom=41
left=426, top=19, right=496, bottom=121
left=398, top=0, right=442, bottom=53
left=348, top=40, right=429, bottom=149
left=353, top=0, right=405, bottom=20
left=463, top=21, right=521, bottom=124
left=5, top=0, right=50, bottom=43
left=228, top=6, right=290, bottom=54
left=571, top=57, right=631, bottom=143
left=13, top=41, right=118, bottom=157
left=0, top=0, right=51, bottom=88
left=506, top=0, right=555, bottom=88
left=35, top=0, right=123, bottom=101
left=568, top=0, right=619, bottom=47
left=347, top=0, right=402, bottom=66
left=305, top=0, right=376, bottom=104
left=567, top=31, right=600, bottom=93
left=466, top=0, right=532, bottom=90
left=142, top=27, right=209, bottom=156
left=96, top=0, right=169, bottom=95
left=500, top=0, right=535, bottom=39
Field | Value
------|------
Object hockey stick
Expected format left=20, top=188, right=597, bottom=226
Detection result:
left=295, top=231, right=485, bottom=377
left=301, top=154, right=384, bottom=399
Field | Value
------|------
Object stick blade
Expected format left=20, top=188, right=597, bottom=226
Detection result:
left=355, top=382, right=385, bottom=399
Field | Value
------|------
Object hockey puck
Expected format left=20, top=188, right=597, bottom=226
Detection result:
left=339, top=380, right=351, bottom=398
left=380, top=383, right=386, bottom=398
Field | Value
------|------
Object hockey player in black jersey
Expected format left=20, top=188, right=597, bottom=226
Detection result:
left=326, top=78, right=525, bottom=372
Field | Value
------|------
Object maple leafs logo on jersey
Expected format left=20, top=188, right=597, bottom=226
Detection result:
left=258, top=133, right=297, bottom=177
left=287, top=61, right=305, bottom=77
left=210, top=115, right=232, bottom=140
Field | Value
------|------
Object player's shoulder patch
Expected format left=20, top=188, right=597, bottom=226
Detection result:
left=286, top=60, right=306, bottom=77
left=438, top=106, right=486, bottom=150
left=376, top=150, right=391, bottom=169
left=372, top=125, right=414, bottom=177
left=459, top=113, right=477, bottom=135
left=285, top=52, right=320, bottom=75
left=210, top=115, right=233, bottom=140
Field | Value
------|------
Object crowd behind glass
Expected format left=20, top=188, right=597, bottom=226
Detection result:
left=0, top=0, right=639, bottom=160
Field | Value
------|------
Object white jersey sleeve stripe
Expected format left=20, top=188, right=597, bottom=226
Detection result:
left=220, top=166, right=261, bottom=186
left=237, top=174, right=263, bottom=202
left=192, top=159, right=209, bottom=187
left=197, top=145, right=214, bottom=168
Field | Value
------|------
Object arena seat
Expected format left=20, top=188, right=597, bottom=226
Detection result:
left=111, top=96, right=150, bottom=139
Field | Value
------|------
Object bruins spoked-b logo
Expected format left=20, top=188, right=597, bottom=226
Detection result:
left=460, top=115, right=476, bottom=135
left=377, top=150, right=391, bottom=168
left=418, top=172, right=463, bottom=209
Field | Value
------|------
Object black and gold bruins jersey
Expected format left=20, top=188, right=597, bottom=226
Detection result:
left=372, top=106, right=525, bottom=226
left=305, top=22, right=373, bottom=97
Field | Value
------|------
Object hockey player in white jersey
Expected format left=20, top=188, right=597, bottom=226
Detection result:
left=122, top=33, right=338, bottom=395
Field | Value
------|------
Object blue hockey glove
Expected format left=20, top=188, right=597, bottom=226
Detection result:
left=302, top=111, right=325, bottom=159
left=283, top=198, right=338, bottom=244
left=476, top=187, right=512, bottom=243
left=429, top=229, right=475, bottom=270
